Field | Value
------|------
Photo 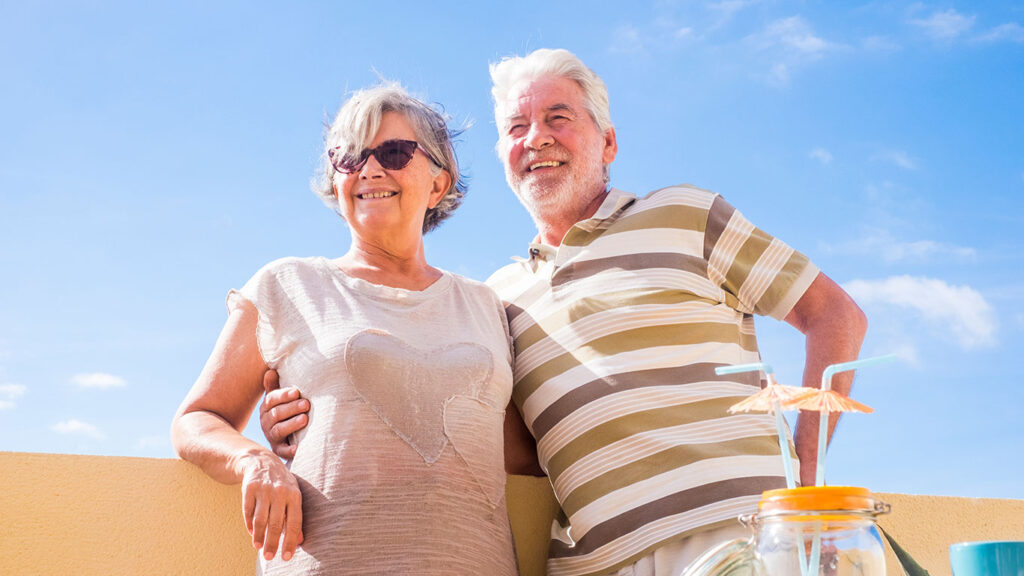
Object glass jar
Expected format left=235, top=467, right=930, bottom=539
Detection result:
left=683, top=487, right=890, bottom=576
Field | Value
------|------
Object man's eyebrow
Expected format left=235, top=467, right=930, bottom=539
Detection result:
left=547, top=103, right=574, bottom=114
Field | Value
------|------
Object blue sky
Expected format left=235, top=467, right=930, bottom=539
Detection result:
left=1, top=1, right=1022, bottom=500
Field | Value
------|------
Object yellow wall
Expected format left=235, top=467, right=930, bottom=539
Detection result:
left=2, top=451, right=1022, bottom=576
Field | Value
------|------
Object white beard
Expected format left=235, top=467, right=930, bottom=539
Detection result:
left=504, top=143, right=608, bottom=231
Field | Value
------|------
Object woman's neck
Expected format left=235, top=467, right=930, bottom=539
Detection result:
left=336, top=240, right=441, bottom=291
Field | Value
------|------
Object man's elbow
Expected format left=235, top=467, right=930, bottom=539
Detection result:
left=843, top=294, right=868, bottom=342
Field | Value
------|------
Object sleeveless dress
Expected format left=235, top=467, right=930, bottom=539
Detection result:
left=231, top=257, right=518, bottom=575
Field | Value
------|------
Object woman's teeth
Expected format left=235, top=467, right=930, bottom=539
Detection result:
left=358, top=191, right=397, bottom=199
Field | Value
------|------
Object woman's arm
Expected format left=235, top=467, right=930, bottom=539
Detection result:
left=171, top=300, right=303, bottom=561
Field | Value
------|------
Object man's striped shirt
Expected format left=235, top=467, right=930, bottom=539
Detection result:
left=488, top=185, right=820, bottom=576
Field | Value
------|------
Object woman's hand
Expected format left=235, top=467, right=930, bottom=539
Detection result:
left=238, top=450, right=304, bottom=561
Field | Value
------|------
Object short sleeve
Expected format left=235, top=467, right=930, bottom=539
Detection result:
left=225, top=260, right=293, bottom=367
left=704, top=194, right=820, bottom=320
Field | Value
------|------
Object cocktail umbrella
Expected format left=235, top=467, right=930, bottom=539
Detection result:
left=716, top=362, right=806, bottom=489
left=797, top=354, right=897, bottom=576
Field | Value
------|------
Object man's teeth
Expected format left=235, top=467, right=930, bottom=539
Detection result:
left=358, top=191, right=397, bottom=199
left=529, top=161, right=562, bottom=171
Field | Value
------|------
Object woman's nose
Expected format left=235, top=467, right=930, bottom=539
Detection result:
left=358, top=154, right=386, bottom=178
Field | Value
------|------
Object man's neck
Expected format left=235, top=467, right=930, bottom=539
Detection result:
left=534, top=188, right=610, bottom=246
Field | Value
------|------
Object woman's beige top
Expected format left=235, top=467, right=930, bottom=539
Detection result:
left=231, top=257, right=518, bottom=576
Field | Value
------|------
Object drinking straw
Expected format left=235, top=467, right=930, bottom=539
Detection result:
left=814, top=354, right=898, bottom=486
left=715, top=363, right=798, bottom=489
left=805, top=354, right=898, bottom=576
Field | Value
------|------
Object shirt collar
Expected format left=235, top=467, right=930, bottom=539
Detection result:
left=519, top=187, right=637, bottom=263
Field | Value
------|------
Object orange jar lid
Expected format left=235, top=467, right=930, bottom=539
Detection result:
left=758, top=486, right=878, bottom=513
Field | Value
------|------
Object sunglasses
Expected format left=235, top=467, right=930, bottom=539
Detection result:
left=328, top=139, right=435, bottom=174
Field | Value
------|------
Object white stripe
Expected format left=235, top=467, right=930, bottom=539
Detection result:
left=566, top=228, right=705, bottom=262
left=567, top=455, right=782, bottom=540
left=634, top=186, right=717, bottom=213
left=737, top=238, right=793, bottom=313
left=707, top=213, right=754, bottom=288
left=537, top=382, right=758, bottom=460
left=514, top=304, right=744, bottom=379
left=547, top=495, right=760, bottom=576
left=510, top=269, right=724, bottom=338
left=552, top=414, right=780, bottom=496
left=521, top=342, right=747, bottom=428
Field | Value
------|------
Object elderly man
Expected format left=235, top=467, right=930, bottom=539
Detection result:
left=262, top=49, right=866, bottom=576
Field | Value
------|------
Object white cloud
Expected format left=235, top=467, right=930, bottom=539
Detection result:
left=910, top=8, right=976, bottom=41
left=610, top=24, right=645, bottom=54
left=871, top=149, right=917, bottom=170
left=844, top=276, right=997, bottom=349
left=769, top=62, right=790, bottom=86
left=136, top=435, right=169, bottom=451
left=0, top=383, right=26, bottom=398
left=890, top=343, right=920, bottom=368
left=676, top=27, right=695, bottom=40
left=746, top=15, right=843, bottom=87
left=823, top=232, right=976, bottom=264
left=862, top=36, right=902, bottom=52
left=708, top=0, right=760, bottom=29
left=52, top=419, right=105, bottom=439
left=976, top=22, right=1024, bottom=44
left=759, top=16, right=838, bottom=57
left=0, top=383, right=26, bottom=410
left=71, top=372, right=126, bottom=389
left=809, top=148, right=833, bottom=164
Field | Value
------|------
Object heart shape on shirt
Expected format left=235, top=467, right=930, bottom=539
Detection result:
left=444, top=395, right=506, bottom=509
left=346, top=329, right=493, bottom=463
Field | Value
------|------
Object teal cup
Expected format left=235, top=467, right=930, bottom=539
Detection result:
left=950, top=541, right=1024, bottom=575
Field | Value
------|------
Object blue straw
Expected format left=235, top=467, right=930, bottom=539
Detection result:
left=715, top=363, right=796, bottom=489
left=815, top=354, right=898, bottom=486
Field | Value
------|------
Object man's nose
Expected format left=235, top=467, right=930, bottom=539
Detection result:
left=524, top=122, right=553, bottom=150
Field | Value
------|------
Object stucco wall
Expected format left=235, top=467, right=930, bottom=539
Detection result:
left=1, top=451, right=1022, bottom=575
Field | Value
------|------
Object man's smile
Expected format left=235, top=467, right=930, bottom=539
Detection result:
left=527, top=160, right=564, bottom=172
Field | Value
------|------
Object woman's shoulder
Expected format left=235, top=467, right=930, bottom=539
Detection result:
left=442, top=270, right=503, bottom=302
left=253, top=256, right=331, bottom=278
left=241, top=257, right=337, bottom=294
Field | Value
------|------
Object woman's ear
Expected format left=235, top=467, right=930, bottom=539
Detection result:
left=428, top=170, right=452, bottom=209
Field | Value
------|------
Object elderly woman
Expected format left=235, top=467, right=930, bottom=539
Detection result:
left=171, top=84, right=520, bottom=575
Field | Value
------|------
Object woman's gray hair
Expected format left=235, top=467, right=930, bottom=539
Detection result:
left=489, top=48, right=613, bottom=134
left=313, top=82, right=466, bottom=233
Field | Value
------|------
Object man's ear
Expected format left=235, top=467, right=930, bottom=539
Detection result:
left=601, top=126, right=618, bottom=165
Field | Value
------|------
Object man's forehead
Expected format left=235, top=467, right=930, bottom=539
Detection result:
left=503, top=101, right=574, bottom=121
left=504, top=75, right=583, bottom=106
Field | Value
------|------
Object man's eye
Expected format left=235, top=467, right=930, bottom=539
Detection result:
left=509, top=124, right=527, bottom=135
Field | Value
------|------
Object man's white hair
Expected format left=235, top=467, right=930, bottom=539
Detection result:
left=489, top=48, right=613, bottom=133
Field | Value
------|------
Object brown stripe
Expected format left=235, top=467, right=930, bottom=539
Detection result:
left=513, top=323, right=747, bottom=405
left=550, top=252, right=708, bottom=287
left=561, top=197, right=638, bottom=247
left=513, top=287, right=721, bottom=355
left=703, top=194, right=733, bottom=261
left=756, top=250, right=811, bottom=316
left=545, top=397, right=743, bottom=480
left=602, top=203, right=709, bottom=236
left=530, top=363, right=758, bottom=439
left=560, top=434, right=783, bottom=516
left=549, top=476, right=785, bottom=558
left=724, top=226, right=771, bottom=296
left=503, top=276, right=556, bottom=325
